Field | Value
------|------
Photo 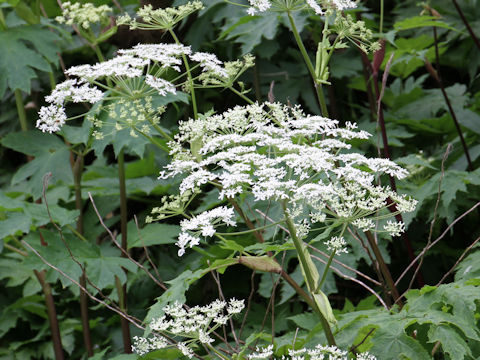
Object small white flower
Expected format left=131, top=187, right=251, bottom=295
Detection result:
left=227, top=298, right=245, bottom=314
left=248, top=345, right=274, bottom=359
left=36, top=105, right=67, bottom=133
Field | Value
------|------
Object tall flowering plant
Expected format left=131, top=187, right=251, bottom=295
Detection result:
left=32, top=0, right=418, bottom=358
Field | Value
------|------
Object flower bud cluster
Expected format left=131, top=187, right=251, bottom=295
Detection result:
left=55, top=1, right=112, bottom=29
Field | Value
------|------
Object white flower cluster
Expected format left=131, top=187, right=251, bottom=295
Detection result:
left=248, top=344, right=377, bottom=359
left=118, top=1, right=204, bottom=31
left=36, top=79, right=104, bottom=133
left=177, top=206, right=236, bottom=256
left=324, top=236, right=348, bottom=254
left=37, top=43, right=230, bottom=133
left=246, top=0, right=357, bottom=16
left=132, top=298, right=244, bottom=357
left=159, top=103, right=416, bottom=248
left=55, top=1, right=112, bottom=29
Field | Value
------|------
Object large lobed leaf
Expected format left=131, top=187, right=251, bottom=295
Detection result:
left=0, top=24, right=61, bottom=97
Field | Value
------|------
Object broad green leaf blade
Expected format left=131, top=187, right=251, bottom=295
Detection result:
left=394, top=16, right=457, bottom=32
left=127, top=222, right=180, bottom=249
left=145, top=269, right=204, bottom=324
left=427, top=325, right=471, bottom=360
left=0, top=24, right=61, bottom=96
left=0, top=212, right=31, bottom=238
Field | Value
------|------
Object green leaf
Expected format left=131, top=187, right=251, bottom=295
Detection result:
left=427, top=325, right=471, bottom=359
left=455, top=250, right=480, bottom=281
left=59, top=120, right=92, bottom=145
left=223, top=13, right=280, bottom=53
left=2, top=131, right=73, bottom=199
left=288, top=312, right=319, bottom=331
left=127, top=222, right=180, bottom=249
left=369, top=327, right=431, bottom=360
left=84, top=256, right=138, bottom=289
left=394, top=16, right=457, bottom=32
left=0, top=211, right=31, bottom=238
left=145, top=269, right=204, bottom=323
left=0, top=24, right=61, bottom=96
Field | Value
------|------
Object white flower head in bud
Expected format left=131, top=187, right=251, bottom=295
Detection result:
left=55, top=1, right=112, bottom=29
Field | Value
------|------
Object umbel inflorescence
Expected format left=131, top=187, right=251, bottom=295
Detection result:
left=132, top=298, right=244, bottom=357
left=36, top=43, right=253, bottom=135
left=156, top=102, right=416, bottom=257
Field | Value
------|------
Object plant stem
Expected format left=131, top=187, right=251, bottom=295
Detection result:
left=379, top=0, right=384, bottom=34
left=72, top=153, right=94, bottom=357
left=117, top=149, right=132, bottom=353
left=364, top=231, right=402, bottom=307
left=228, top=86, right=254, bottom=105
left=452, top=0, right=480, bottom=51
left=92, top=44, right=105, bottom=62
left=287, top=11, right=329, bottom=117
left=35, top=270, right=65, bottom=360
left=253, top=63, right=262, bottom=102
left=282, top=203, right=336, bottom=346
left=14, top=89, right=28, bottom=131
left=169, top=29, right=198, bottom=119
left=207, top=343, right=229, bottom=360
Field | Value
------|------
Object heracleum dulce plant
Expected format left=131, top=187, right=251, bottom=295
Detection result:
left=33, top=0, right=418, bottom=358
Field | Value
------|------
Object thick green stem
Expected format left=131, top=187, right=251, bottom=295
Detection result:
left=365, top=231, right=402, bottom=307
left=15, top=90, right=28, bottom=131
left=282, top=203, right=336, bottom=345
left=287, top=12, right=329, bottom=117
left=117, top=149, right=132, bottom=352
left=35, top=270, right=65, bottom=360
left=169, top=30, right=198, bottom=119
